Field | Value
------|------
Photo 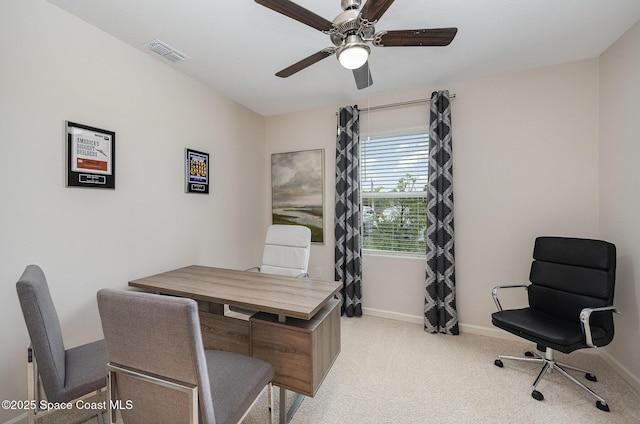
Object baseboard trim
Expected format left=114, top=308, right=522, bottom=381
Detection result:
left=599, top=348, right=640, bottom=395
left=362, top=307, right=423, bottom=325
left=361, top=308, right=540, bottom=342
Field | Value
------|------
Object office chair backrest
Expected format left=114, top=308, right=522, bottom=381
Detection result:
left=16, top=265, right=67, bottom=402
left=528, top=237, right=617, bottom=344
left=97, top=289, right=215, bottom=424
left=261, top=224, right=311, bottom=277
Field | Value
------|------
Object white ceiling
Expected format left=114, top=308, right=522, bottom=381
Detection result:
left=46, top=0, right=640, bottom=117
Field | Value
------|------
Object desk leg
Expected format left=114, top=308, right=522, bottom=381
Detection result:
left=279, top=387, right=305, bottom=424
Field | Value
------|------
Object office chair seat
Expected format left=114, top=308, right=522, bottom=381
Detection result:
left=63, top=339, right=108, bottom=402
left=204, top=350, right=274, bottom=424
left=492, top=308, right=609, bottom=354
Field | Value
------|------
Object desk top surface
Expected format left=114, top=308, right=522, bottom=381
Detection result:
left=129, top=265, right=342, bottom=320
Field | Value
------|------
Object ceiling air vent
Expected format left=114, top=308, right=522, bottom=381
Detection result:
left=144, top=39, right=190, bottom=63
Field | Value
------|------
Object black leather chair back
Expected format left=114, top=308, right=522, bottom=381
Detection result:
left=528, top=237, right=616, bottom=346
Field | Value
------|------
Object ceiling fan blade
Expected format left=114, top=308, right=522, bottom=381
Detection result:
left=360, top=0, right=396, bottom=23
left=353, top=62, right=373, bottom=90
left=276, top=49, right=335, bottom=78
left=376, top=28, right=458, bottom=47
left=255, top=0, right=334, bottom=32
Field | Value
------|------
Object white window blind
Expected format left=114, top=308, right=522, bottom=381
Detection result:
left=361, top=133, right=429, bottom=255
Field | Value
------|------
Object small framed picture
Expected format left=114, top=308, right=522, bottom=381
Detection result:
left=66, top=121, right=115, bottom=189
left=185, top=148, right=209, bottom=194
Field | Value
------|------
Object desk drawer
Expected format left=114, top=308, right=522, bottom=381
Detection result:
left=250, top=298, right=341, bottom=397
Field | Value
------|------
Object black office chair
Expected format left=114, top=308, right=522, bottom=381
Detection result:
left=491, top=237, right=619, bottom=411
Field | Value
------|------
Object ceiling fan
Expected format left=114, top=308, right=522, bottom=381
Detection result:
left=255, top=0, right=458, bottom=90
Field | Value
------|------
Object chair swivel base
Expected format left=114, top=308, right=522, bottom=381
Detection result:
left=493, top=348, right=610, bottom=412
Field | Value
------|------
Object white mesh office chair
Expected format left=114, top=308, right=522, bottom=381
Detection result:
left=229, top=225, right=311, bottom=317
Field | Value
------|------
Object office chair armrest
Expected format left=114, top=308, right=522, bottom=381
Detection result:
left=491, top=285, right=529, bottom=311
left=579, top=306, right=621, bottom=348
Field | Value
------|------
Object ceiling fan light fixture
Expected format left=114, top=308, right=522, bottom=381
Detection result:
left=337, top=35, right=370, bottom=70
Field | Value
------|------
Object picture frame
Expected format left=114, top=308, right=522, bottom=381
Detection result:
left=66, top=121, right=115, bottom=189
left=271, top=148, right=324, bottom=244
left=185, top=148, right=210, bottom=194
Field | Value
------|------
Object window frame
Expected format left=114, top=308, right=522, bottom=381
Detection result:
left=360, top=130, right=429, bottom=257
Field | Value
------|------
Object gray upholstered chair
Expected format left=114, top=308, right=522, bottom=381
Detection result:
left=97, top=288, right=274, bottom=424
left=16, top=264, right=107, bottom=424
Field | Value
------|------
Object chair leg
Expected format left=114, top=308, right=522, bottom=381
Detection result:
left=532, top=360, right=552, bottom=390
left=107, top=369, right=117, bottom=424
left=96, top=406, right=107, bottom=424
left=497, top=354, right=543, bottom=365
left=268, top=383, right=274, bottom=424
left=495, top=347, right=610, bottom=411
left=553, top=363, right=609, bottom=411
left=27, top=346, right=43, bottom=424
left=553, top=360, right=594, bottom=376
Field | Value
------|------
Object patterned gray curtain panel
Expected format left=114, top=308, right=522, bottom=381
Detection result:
left=335, top=105, right=363, bottom=317
left=424, top=90, right=459, bottom=335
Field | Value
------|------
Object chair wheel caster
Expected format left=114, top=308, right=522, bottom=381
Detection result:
left=525, top=351, right=535, bottom=357
left=596, top=400, right=610, bottom=412
left=585, top=373, right=597, bottom=382
left=531, top=390, right=544, bottom=401
left=494, top=359, right=503, bottom=367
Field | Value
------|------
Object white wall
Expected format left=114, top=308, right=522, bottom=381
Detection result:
left=0, top=2, right=266, bottom=422
left=452, top=60, right=601, bottom=331
left=599, top=19, right=640, bottom=388
left=265, top=59, right=600, bottom=327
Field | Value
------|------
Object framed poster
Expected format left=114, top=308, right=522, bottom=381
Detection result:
left=66, top=121, right=115, bottom=189
left=271, top=148, right=324, bottom=244
left=185, top=148, right=209, bottom=194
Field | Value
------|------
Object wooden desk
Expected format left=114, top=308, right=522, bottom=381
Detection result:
left=129, top=265, right=342, bottom=423
left=129, top=265, right=340, bottom=320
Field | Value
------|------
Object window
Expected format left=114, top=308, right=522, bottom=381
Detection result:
left=361, top=133, right=429, bottom=255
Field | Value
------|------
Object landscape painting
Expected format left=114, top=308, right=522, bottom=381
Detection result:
left=271, top=149, right=324, bottom=243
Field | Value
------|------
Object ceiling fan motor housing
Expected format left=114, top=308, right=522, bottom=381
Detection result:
left=341, top=0, right=361, bottom=11
left=331, top=10, right=360, bottom=45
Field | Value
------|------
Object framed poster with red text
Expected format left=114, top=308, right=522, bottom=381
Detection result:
left=66, top=121, right=115, bottom=189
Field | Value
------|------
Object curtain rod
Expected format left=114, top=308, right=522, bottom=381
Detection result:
left=336, top=94, right=456, bottom=115
left=360, top=94, right=456, bottom=113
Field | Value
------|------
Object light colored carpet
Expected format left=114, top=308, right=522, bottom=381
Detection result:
left=44, top=315, right=640, bottom=424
